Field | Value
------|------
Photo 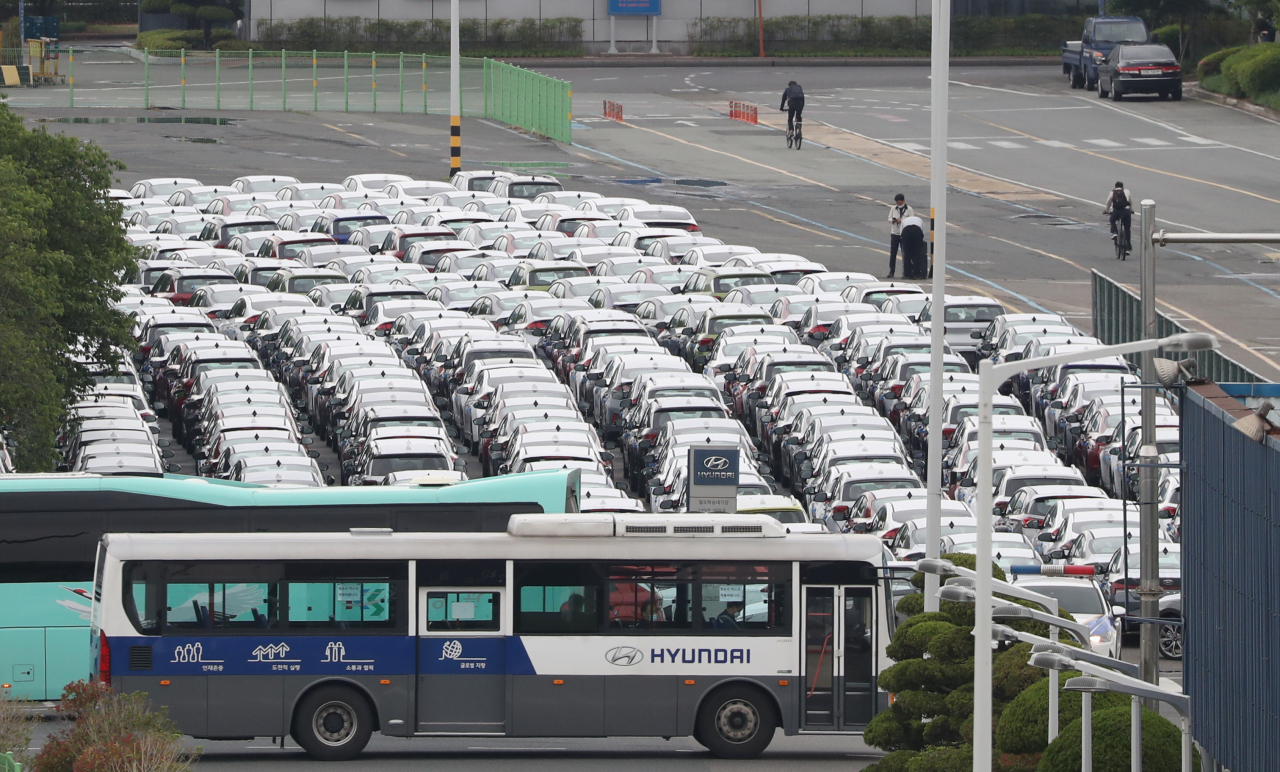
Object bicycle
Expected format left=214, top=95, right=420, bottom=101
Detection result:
left=787, top=114, right=803, bottom=150
left=1107, top=210, right=1132, bottom=261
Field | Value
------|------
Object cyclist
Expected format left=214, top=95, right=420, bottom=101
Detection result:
left=1104, top=181, right=1133, bottom=259
left=780, top=81, right=805, bottom=136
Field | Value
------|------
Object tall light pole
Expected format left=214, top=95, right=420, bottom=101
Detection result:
left=972, top=331, right=1218, bottom=771
left=1136, top=198, right=1160, bottom=694
left=448, top=0, right=461, bottom=178
left=922, top=0, right=951, bottom=617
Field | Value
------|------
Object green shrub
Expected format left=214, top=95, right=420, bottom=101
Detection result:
left=906, top=744, right=972, bottom=772
left=992, top=642, right=1045, bottom=702
left=1197, top=44, right=1245, bottom=79
left=0, top=688, right=35, bottom=768
left=1238, top=45, right=1280, bottom=100
left=62, top=21, right=89, bottom=33
left=1150, top=24, right=1181, bottom=47
left=866, top=749, right=920, bottom=772
left=1038, top=705, right=1199, bottom=772
left=1200, top=72, right=1230, bottom=94
left=865, top=706, right=925, bottom=751
left=927, top=624, right=974, bottom=664
left=1221, top=44, right=1271, bottom=96
left=897, top=592, right=925, bottom=617
left=996, top=672, right=1127, bottom=755
left=252, top=16, right=583, bottom=55
left=887, top=620, right=955, bottom=662
left=33, top=680, right=193, bottom=772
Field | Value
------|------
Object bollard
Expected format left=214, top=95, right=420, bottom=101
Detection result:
left=215, top=48, right=221, bottom=109
left=312, top=50, right=317, bottom=111
left=248, top=48, right=254, bottom=110
left=371, top=51, right=377, bottom=113
left=68, top=47, right=73, bottom=106
left=180, top=49, right=186, bottom=109
left=343, top=51, right=349, bottom=113
left=422, top=54, right=428, bottom=114
left=398, top=52, right=404, bottom=114
left=144, top=48, right=150, bottom=109
left=281, top=49, right=286, bottom=111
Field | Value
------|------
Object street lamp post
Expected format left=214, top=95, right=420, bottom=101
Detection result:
left=971, top=332, right=1218, bottom=771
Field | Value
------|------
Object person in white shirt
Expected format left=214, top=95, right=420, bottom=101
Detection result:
left=887, top=194, right=914, bottom=278
left=1103, top=181, right=1133, bottom=259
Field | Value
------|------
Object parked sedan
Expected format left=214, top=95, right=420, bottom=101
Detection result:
left=1098, top=43, right=1182, bottom=101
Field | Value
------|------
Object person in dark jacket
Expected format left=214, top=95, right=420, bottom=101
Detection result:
left=899, top=215, right=928, bottom=280
left=780, top=81, right=805, bottom=135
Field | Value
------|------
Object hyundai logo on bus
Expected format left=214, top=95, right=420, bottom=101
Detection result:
left=604, top=646, right=644, bottom=666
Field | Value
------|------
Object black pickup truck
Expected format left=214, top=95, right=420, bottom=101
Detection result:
left=1061, top=16, right=1150, bottom=90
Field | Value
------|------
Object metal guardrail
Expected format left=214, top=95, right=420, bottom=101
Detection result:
left=1090, top=269, right=1263, bottom=383
left=50, top=47, right=571, bottom=143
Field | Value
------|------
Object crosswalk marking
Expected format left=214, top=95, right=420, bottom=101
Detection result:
left=1037, top=140, right=1075, bottom=148
left=989, top=140, right=1026, bottom=149
left=1084, top=139, right=1124, bottom=147
left=948, top=142, right=980, bottom=150
left=1179, top=136, right=1217, bottom=145
left=1133, top=138, right=1172, bottom=146
left=894, top=142, right=930, bottom=152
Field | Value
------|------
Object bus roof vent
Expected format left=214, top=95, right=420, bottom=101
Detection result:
left=508, top=513, right=615, bottom=537
left=673, top=525, right=715, bottom=534
left=720, top=524, right=763, bottom=534
left=615, top=514, right=787, bottom=538
left=625, top=524, right=669, bottom=535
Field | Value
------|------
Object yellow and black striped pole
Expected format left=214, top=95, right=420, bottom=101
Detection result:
left=449, top=0, right=461, bottom=178
left=928, top=207, right=936, bottom=279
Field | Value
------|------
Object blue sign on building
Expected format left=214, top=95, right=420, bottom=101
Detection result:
left=608, top=0, right=661, bottom=15
left=690, top=447, right=739, bottom=488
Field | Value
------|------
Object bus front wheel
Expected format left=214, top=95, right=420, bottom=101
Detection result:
left=292, top=685, right=374, bottom=761
left=695, top=684, right=777, bottom=759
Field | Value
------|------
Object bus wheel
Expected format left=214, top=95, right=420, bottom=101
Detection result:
left=696, top=684, right=777, bottom=759
left=292, top=685, right=374, bottom=761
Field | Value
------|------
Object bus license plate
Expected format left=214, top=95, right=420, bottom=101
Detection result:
left=1141, top=69, right=1162, bottom=76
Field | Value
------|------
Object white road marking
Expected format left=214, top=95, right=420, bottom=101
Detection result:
left=989, top=140, right=1027, bottom=149
left=675, top=120, right=699, bottom=127
left=1179, top=135, right=1218, bottom=145
left=948, top=142, right=980, bottom=150
left=1037, top=140, right=1076, bottom=148
left=1084, top=139, right=1125, bottom=147
left=894, top=142, right=931, bottom=152
left=1133, top=138, right=1172, bottom=146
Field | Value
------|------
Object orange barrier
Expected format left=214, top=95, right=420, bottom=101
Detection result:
left=603, top=100, right=624, bottom=122
left=729, top=101, right=758, bottom=125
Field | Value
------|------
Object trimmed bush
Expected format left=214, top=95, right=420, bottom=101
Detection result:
left=887, top=620, right=955, bottom=661
left=906, top=744, right=972, bottom=772
left=1038, top=705, right=1199, bottom=772
left=0, top=688, right=34, bottom=768
left=927, top=624, right=974, bottom=664
left=33, top=680, right=192, bottom=772
left=896, top=592, right=925, bottom=617
left=996, top=672, right=1127, bottom=755
left=866, top=749, right=919, bottom=772
left=1220, top=44, right=1271, bottom=96
left=1150, top=24, right=1182, bottom=47
left=992, top=642, right=1045, bottom=702
left=1197, top=44, right=1246, bottom=79
left=1238, top=45, right=1280, bottom=100
left=253, top=16, right=583, bottom=56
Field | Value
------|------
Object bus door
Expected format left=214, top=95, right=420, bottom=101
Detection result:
left=416, top=587, right=507, bottom=734
left=800, top=586, right=876, bottom=730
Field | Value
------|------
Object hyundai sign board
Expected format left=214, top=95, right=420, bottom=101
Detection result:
left=608, top=0, right=660, bottom=14
left=687, top=446, right=739, bottom=513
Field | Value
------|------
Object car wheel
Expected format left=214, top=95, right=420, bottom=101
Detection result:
left=1172, top=86, right=1183, bottom=101
left=695, top=684, right=777, bottom=759
left=1087, top=78, right=1097, bottom=91
left=1112, top=83, right=1123, bottom=101
left=1159, top=617, right=1183, bottom=660
left=1070, top=66, right=1085, bottom=89
left=1098, top=81, right=1110, bottom=99
left=291, top=685, right=374, bottom=761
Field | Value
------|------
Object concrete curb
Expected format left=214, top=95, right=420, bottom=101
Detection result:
left=1184, top=82, right=1280, bottom=122
left=502, top=55, right=1058, bottom=68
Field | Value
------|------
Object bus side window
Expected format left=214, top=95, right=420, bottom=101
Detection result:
left=165, top=582, right=276, bottom=631
left=514, top=563, right=602, bottom=634
left=283, top=560, right=407, bottom=632
left=698, top=563, right=790, bottom=635
left=425, top=591, right=501, bottom=632
left=605, top=565, right=694, bottom=632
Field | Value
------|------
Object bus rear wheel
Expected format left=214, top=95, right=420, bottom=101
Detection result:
left=292, top=685, right=374, bottom=761
left=695, top=684, right=777, bottom=759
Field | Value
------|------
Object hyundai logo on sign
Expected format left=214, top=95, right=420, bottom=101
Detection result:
left=691, top=447, right=739, bottom=486
left=703, top=455, right=730, bottom=471
left=605, top=646, right=644, bottom=666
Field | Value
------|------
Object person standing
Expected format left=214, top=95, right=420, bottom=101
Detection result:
left=900, top=215, right=928, bottom=280
left=887, top=194, right=914, bottom=278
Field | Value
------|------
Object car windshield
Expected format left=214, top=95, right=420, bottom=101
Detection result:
left=509, top=183, right=561, bottom=198
left=1121, top=45, right=1175, bottom=62
left=842, top=478, right=918, bottom=500
left=530, top=268, right=588, bottom=284
left=280, top=241, right=329, bottom=259
left=1093, top=20, right=1148, bottom=43
left=766, top=363, right=833, bottom=379
left=1087, top=535, right=1128, bottom=555
left=247, top=268, right=280, bottom=286
left=746, top=509, right=807, bottom=524
left=901, top=362, right=969, bottom=380
left=335, top=217, right=388, bottom=235
left=714, top=275, right=771, bottom=293
left=769, top=270, right=816, bottom=285
left=944, top=305, right=1003, bottom=323
left=149, top=182, right=196, bottom=195
left=193, top=361, right=261, bottom=377
left=993, top=430, right=1043, bottom=446
left=653, top=409, right=724, bottom=429
left=952, top=404, right=1021, bottom=422
left=1029, top=584, right=1105, bottom=615
left=1005, top=476, right=1081, bottom=495
left=651, top=387, right=720, bottom=401
left=289, top=276, right=344, bottom=293
left=709, top=316, right=773, bottom=334
left=176, top=276, right=237, bottom=293
left=368, top=455, right=451, bottom=476
left=863, top=290, right=920, bottom=306
left=93, top=373, right=138, bottom=385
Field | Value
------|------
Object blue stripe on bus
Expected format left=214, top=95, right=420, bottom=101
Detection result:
left=111, top=635, right=540, bottom=676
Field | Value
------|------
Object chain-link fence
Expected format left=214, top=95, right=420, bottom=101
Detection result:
left=1091, top=268, right=1263, bottom=383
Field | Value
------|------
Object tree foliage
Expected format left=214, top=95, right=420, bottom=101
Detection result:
left=0, top=105, right=135, bottom=471
left=140, top=0, right=244, bottom=48
left=1038, top=705, right=1200, bottom=772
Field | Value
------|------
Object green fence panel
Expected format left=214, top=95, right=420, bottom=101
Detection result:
left=1090, top=269, right=1262, bottom=384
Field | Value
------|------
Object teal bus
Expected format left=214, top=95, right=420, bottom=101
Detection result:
left=0, top=470, right=579, bottom=700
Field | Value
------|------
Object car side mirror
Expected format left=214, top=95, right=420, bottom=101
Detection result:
left=495, top=317, right=509, bottom=326
left=970, top=330, right=984, bottom=339
left=959, top=476, right=974, bottom=487
left=1069, top=426, right=1083, bottom=436
left=681, top=327, right=695, bottom=336
left=809, top=331, right=827, bottom=341
left=325, top=475, right=337, bottom=486
left=1038, top=532, right=1056, bottom=542
left=810, top=491, right=828, bottom=503
left=1111, top=605, right=1127, bottom=616
left=659, top=499, right=676, bottom=510
left=856, top=356, right=869, bottom=366
left=1049, top=550, right=1067, bottom=560
left=454, top=460, right=468, bottom=472
left=830, top=341, right=844, bottom=351
left=165, top=463, right=182, bottom=473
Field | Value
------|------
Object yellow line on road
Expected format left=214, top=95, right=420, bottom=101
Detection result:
left=574, top=151, right=622, bottom=170
left=966, top=115, right=1280, bottom=207
left=323, top=123, right=407, bottom=158
left=752, top=210, right=840, bottom=239
left=616, top=120, right=839, bottom=191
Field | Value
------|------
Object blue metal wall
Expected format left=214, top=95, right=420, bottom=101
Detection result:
left=1182, top=385, right=1280, bottom=772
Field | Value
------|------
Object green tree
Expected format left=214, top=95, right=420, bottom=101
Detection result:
left=0, top=104, right=136, bottom=471
left=140, top=0, right=244, bottom=48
